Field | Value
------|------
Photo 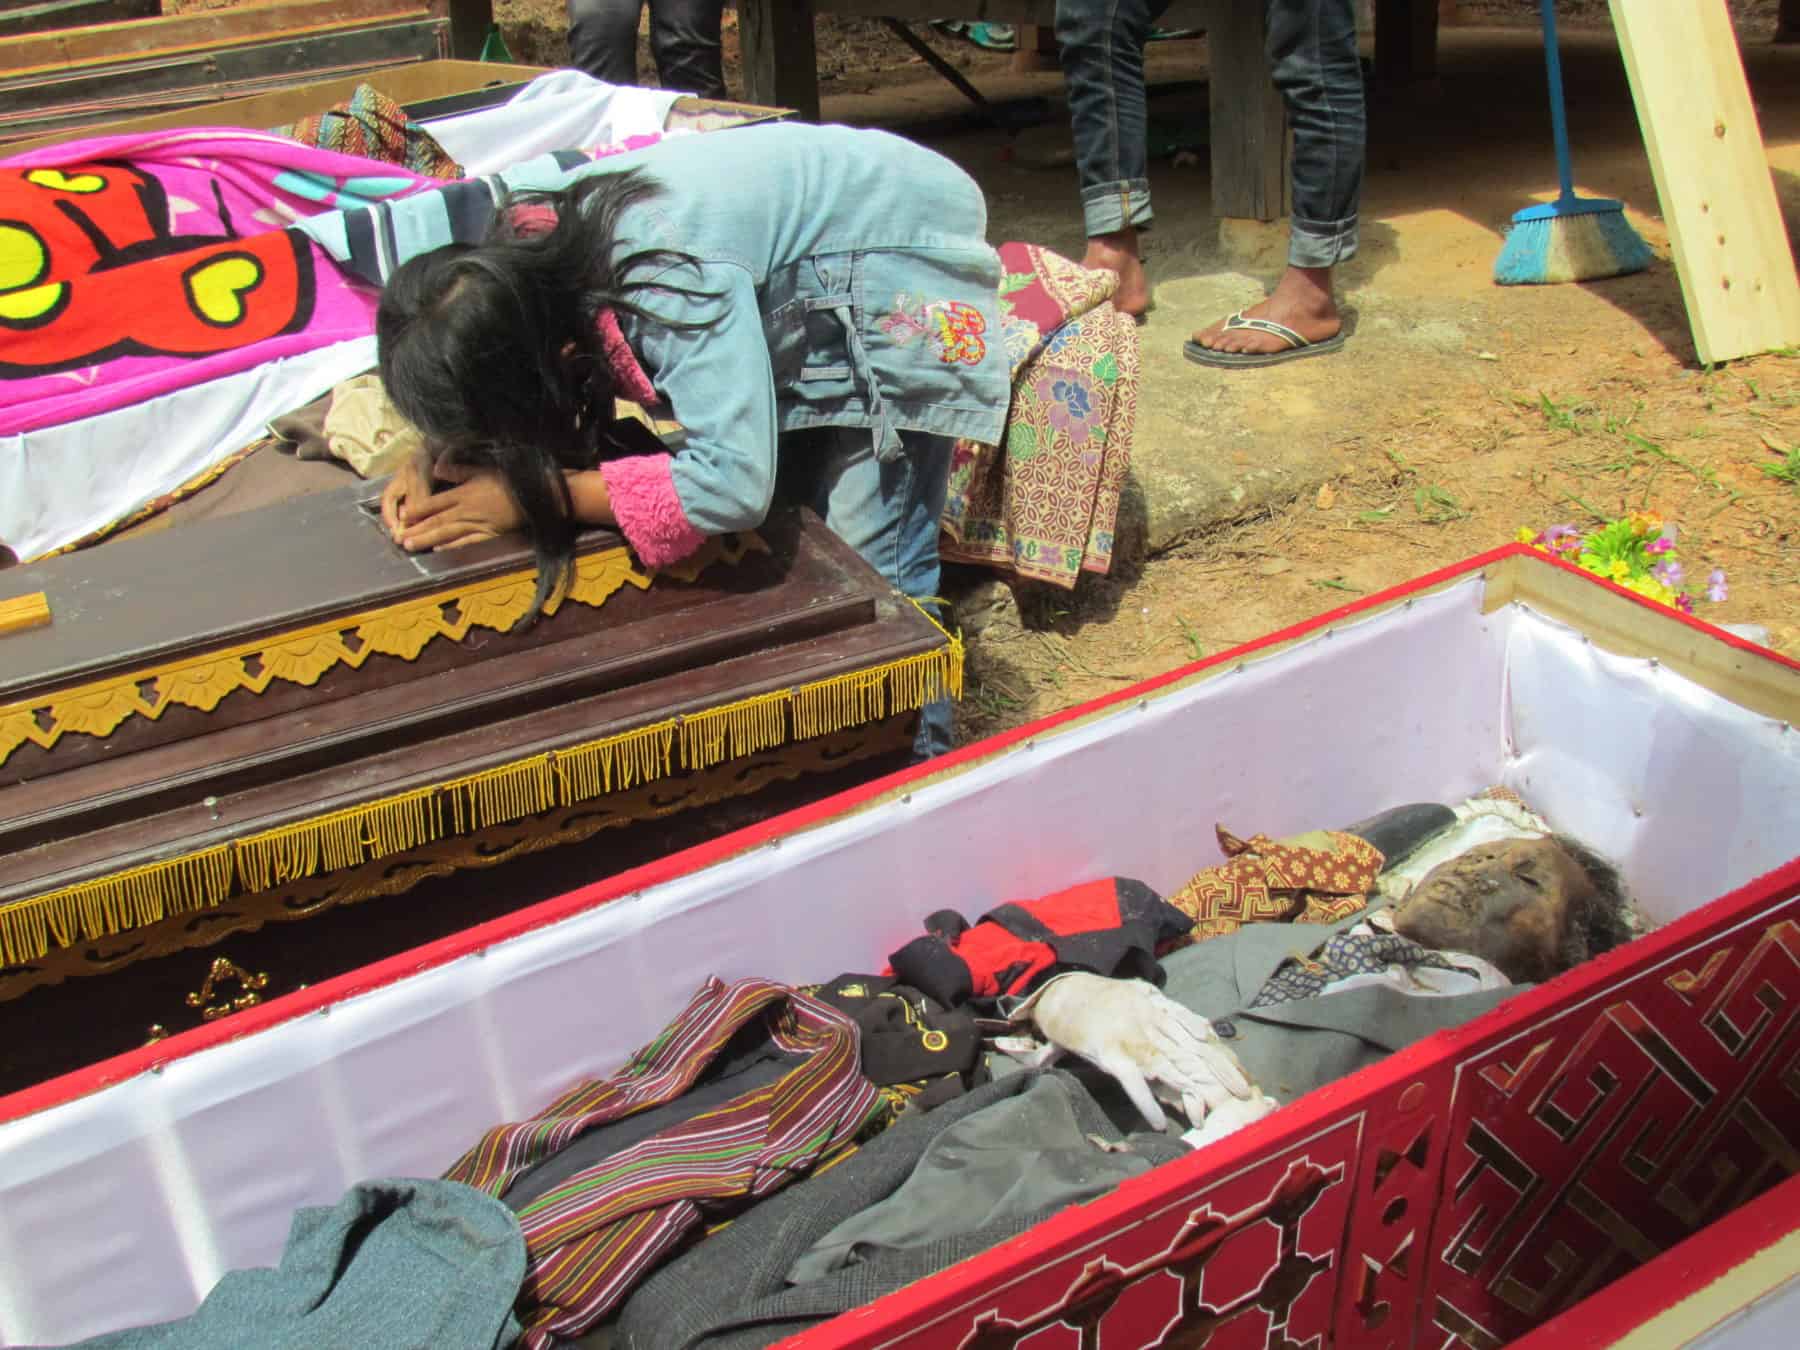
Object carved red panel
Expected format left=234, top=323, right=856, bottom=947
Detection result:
left=1423, top=908, right=1800, bottom=1349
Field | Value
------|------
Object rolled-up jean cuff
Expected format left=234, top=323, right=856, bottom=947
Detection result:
left=1080, top=180, right=1155, bottom=237
left=1288, top=216, right=1359, bottom=269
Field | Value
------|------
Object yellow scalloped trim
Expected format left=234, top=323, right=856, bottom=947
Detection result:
left=0, top=620, right=961, bottom=968
left=0, top=534, right=764, bottom=769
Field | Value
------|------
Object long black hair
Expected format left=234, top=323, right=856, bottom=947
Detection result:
left=377, top=170, right=714, bottom=619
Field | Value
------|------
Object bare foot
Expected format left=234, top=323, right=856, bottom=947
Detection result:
left=1191, top=265, right=1341, bottom=355
left=1082, top=229, right=1152, bottom=318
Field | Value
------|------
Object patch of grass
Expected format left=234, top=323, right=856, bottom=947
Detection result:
left=1761, top=436, right=1800, bottom=489
left=1176, top=614, right=1205, bottom=662
left=1413, top=483, right=1469, bottom=523
left=1538, top=392, right=1588, bottom=433
left=1311, top=578, right=1362, bottom=594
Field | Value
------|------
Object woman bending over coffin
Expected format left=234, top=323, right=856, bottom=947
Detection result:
left=373, top=124, right=1012, bottom=759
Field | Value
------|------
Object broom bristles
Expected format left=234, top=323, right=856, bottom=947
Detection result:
left=1495, top=207, right=1654, bottom=285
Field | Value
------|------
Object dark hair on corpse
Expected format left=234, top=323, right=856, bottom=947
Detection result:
left=376, top=169, right=715, bottom=622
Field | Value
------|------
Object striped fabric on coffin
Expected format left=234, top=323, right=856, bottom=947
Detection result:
left=444, top=977, right=885, bottom=1346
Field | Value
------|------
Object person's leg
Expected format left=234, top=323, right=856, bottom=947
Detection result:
left=798, top=427, right=956, bottom=760
left=1191, top=0, right=1365, bottom=357
left=1054, top=0, right=1169, bottom=317
left=567, top=0, right=646, bottom=85
left=648, top=0, right=726, bottom=98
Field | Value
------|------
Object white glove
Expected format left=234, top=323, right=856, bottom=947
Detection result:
left=1181, top=1089, right=1281, bottom=1149
left=1010, top=973, right=1254, bottom=1132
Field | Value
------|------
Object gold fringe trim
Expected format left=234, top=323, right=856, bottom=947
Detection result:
left=0, top=628, right=960, bottom=968
left=0, top=533, right=767, bottom=770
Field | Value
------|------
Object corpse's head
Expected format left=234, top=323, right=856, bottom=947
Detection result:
left=1389, top=836, right=1634, bottom=984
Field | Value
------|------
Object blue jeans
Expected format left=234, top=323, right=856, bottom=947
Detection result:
left=1056, top=0, right=1366, bottom=268
left=567, top=0, right=726, bottom=98
left=785, top=426, right=955, bottom=761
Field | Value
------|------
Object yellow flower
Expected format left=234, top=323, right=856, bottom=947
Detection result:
left=1626, top=575, right=1674, bottom=605
left=1609, top=559, right=1631, bottom=580
left=1515, top=526, right=1537, bottom=544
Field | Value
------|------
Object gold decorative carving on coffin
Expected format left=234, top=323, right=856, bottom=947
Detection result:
left=0, top=533, right=766, bottom=769
left=0, top=721, right=909, bottom=1004
left=0, top=618, right=957, bottom=969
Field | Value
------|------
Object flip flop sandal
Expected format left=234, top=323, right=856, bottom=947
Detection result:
left=1183, top=311, right=1348, bottom=369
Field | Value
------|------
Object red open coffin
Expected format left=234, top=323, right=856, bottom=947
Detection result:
left=0, top=545, right=1796, bottom=1348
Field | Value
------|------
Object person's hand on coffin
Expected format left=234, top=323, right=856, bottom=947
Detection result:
left=380, top=452, right=433, bottom=541
left=395, top=458, right=525, bottom=552
left=1388, top=836, right=1631, bottom=984
left=1010, top=973, right=1254, bottom=1132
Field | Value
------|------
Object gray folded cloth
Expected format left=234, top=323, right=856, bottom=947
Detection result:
left=56, top=1179, right=524, bottom=1350
left=788, top=1073, right=1165, bottom=1284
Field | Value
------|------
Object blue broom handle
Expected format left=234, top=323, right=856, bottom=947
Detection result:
left=1541, top=0, right=1577, bottom=204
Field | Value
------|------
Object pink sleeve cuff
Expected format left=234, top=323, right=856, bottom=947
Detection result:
left=600, top=452, right=707, bottom=567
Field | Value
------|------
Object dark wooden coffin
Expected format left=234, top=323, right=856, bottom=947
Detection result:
left=0, top=487, right=955, bottom=1022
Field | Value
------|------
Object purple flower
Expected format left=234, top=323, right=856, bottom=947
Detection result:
left=1677, top=593, right=1695, bottom=615
left=1651, top=560, right=1685, bottom=589
left=1706, top=568, right=1729, bottom=603
left=1538, top=523, right=1581, bottom=548
left=1645, top=534, right=1674, bottom=555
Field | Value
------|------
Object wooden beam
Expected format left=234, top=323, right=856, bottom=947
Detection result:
left=427, top=0, right=490, bottom=60
left=0, top=593, right=50, bottom=639
left=1610, top=0, right=1800, bottom=364
left=1373, top=0, right=1439, bottom=84
left=1012, top=22, right=1056, bottom=73
left=0, top=0, right=157, bottom=39
left=738, top=0, right=819, bottom=121
left=0, top=59, right=544, bottom=156
left=1206, top=0, right=1287, bottom=221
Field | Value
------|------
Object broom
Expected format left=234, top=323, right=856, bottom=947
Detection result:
left=1494, top=0, right=1654, bottom=285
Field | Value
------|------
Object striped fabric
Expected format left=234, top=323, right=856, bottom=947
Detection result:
left=444, top=977, right=886, bottom=1346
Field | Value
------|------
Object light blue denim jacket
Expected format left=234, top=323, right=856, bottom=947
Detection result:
left=299, top=123, right=1011, bottom=538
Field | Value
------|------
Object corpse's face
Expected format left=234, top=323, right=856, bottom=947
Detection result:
left=1390, top=838, right=1597, bottom=984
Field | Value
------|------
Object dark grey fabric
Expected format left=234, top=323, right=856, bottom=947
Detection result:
left=55, top=1180, right=524, bottom=1350
left=1157, top=914, right=1522, bottom=1105
left=613, top=1071, right=1185, bottom=1350
left=787, top=1073, right=1170, bottom=1285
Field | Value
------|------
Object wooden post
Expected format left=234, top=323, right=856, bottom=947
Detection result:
left=1373, top=0, right=1439, bottom=84
left=1778, top=0, right=1800, bottom=42
left=1206, top=0, right=1286, bottom=221
left=1013, top=23, right=1057, bottom=73
left=738, top=0, right=820, bottom=120
left=428, top=0, right=491, bottom=61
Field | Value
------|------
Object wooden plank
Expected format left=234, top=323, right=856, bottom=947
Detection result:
left=1373, top=0, right=1438, bottom=84
left=0, top=0, right=157, bottom=39
left=0, top=0, right=420, bottom=70
left=739, top=0, right=819, bottom=121
left=1207, top=0, right=1288, bottom=221
left=0, top=594, right=49, bottom=638
left=0, top=60, right=534, bottom=154
left=1610, top=0, right=1800, bottom=364
left=0, top=19, right=450, bottom=120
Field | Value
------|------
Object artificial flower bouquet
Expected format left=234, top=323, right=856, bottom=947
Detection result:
left=1515, top=512, right=1727, bottom=615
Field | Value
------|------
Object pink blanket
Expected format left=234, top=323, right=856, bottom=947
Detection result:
left=0, top=129, right=443, bottom=436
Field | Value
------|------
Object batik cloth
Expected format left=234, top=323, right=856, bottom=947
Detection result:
left=1248, top=929, right=1462, bottom=1009
left=1168, top=825, right=1384, bottom=943
left=939, top=241, right=1138, bottom=588
left=443, top=976, right=886, bottom=1348
left=271, top=83, right=463, bottom=180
